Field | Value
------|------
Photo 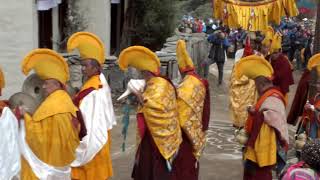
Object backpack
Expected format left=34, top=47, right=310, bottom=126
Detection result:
left=281, top=161, right=320, bottom=180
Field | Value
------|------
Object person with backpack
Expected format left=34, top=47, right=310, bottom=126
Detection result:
left=281, top=139, right=320, bottom=180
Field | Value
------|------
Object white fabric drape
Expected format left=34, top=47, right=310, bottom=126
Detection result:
left=0, top=107, right=71, bottom=180
left=37, top=0, right=62, bottom=11
left=0, top=107, right=20, bottom=180
left=71, top=73, right=116, bottom=167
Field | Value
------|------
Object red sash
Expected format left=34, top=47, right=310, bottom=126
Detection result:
left=245, top=88, right=285, bottom=134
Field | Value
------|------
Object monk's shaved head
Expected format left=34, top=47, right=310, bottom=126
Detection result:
left=255, top=76, right=273, bottom=96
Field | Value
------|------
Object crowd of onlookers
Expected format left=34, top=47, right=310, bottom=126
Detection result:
left=178, top=16, right=314, bottom=72
left=178, top=15, right=226, bottom=34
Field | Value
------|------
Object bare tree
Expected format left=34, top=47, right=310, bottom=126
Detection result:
left=314, top=1, right=320, bottom=54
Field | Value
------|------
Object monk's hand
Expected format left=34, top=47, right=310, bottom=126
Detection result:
left=304, top=103, right=315, bottom=111
left=247, top=105, right=255, bottom=115
left=18, top=105, right=27, bottom=117
left=132, top=91, right=144, bottom=105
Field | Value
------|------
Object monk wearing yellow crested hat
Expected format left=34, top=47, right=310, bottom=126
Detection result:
left=234, top=55, right=289, bottom=180
left=67, top=32, right=116, bottom=180
left=118, top=46, right=182, bottom=180
left=19, top=49, right=80, bottom=179
left=173, top=40, right=210, bottom=179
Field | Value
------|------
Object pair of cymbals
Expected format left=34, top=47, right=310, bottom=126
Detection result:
left=8, top=74, right=44, bottom=115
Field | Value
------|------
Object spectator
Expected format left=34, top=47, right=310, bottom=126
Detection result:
left=206, top=31, right=230, bottom=85
left=281, top=140, right=320, bottom=180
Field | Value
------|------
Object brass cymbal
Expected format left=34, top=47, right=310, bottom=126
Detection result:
left=8, top=92, right=39, bottom=115
left=22, top=73, right=45, bottom=104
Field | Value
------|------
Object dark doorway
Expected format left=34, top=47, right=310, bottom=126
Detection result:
left=58, top=0, right=68, bottom=51
left=111, top=0, right=125, bottom=55
left=38, top=9, right=53, bottom=49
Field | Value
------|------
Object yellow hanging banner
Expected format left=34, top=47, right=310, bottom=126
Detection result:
left=213, top=0, right=298, bottom=31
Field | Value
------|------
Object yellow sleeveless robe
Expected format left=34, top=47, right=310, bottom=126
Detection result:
left=177, top=75, right=206, bottom=160
left=71, top=75, right=113, bottom=180
left=21, top=90, right=79, bottom=180
left=141, top=77, right=182, bottom=160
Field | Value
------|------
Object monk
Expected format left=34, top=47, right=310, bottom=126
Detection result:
left=230, top=40, right=257, bottom=128
left=233, top=55, right=289, bottom=180
left=267, top=32, right=294, bottom=103
left=268, top=52, right=294, bottom=99
left=20, top=49, right=80, bottom=179
left=174, top=40, right=210, bottom=179
left=243, top=76, right=288, bottom=179
left=298, top=66, right=320, bottom=139
left=68, top=32, right=116, bottom=180
left=288, top=53, right=320, bottom=125
left=118, top=46, right=182, bottom=180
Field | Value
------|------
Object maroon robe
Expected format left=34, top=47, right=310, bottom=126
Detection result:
left=270, top=53, right=294, bottom=95
left=132, top=77, right=179, bottom=180
left=132, top=113, right=175, bottom=180
left=243, top=160, right=273, bottom=180
left=132, top=73, right=210, bottom=180
left=287, top=70, right=310, bottom=125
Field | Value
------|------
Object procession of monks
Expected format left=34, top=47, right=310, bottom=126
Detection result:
left=0, top=32, right=210, bottom=180
left=0, top=25, right=319, bottom=180
left=230, top=26, right=320, bottom=179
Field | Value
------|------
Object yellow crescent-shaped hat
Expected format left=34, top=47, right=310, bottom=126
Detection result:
left=176, top=40, right=194, bottom=73
left=67, top=32, right=105, bottom=64
left=262, top=26, right=274, bottom=46
left=307, top=53, right=320, bottom=71
left=0, top=67, right=5, bottom=89
left=234, top=55, right=274, bottom=80
left=21, top=49, right=69, bottom=84
left=314, top=65, right=320, bottom=76
left=271, top=32, right=282, bottom=53
left=118, top=46, right=161, bottom=75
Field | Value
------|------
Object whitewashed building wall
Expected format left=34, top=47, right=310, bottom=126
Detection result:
left=0, top=0, right=38, bottom=98
left=0, top=0, right=112, bottom=98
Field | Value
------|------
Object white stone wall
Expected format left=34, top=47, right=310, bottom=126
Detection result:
left=78, top=0, right=111, bottom=56
left=0, top=0, right=38, bottom=98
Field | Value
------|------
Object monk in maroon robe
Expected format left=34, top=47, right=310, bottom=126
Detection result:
left=269, top=52, right=294, bottom=96
left=287, top=70, right=310, bottom=125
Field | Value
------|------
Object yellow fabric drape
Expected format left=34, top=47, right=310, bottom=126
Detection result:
left=72, top=75, right=113, bottom=180
left=213, top=0, right=298, bottom=31
left=244, top=123, right=277, bottom=167
left=21, top=90, right=79, bottom=180
left=141, top=77, right=182, bottom=160
left=177, top=75, right=206, bottom=160
left=229, top=69, right=257, bottom=128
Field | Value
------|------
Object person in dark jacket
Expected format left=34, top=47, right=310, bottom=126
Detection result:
left=207, top=31, right=230, bottom=85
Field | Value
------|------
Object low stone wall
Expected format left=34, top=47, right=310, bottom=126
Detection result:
left=65, top=31, right=209, bottom=101
left=156, top=31, right=210, bottom=82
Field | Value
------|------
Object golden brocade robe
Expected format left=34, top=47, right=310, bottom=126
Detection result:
left=72, top=75, right=113, bottom=180
left=177, top=75, right=206, bottom=160
left=21, top=90, right=80, bottom=180
left=141, top=76, right=182, bottom=160
left=229, top=70, right=257, bottom=127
